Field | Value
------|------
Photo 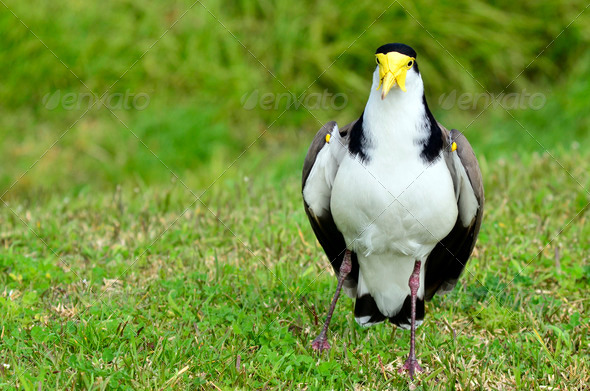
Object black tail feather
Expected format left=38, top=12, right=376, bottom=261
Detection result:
left=354, top=294, right=386, bottom=325
left=388, top=295, right=424, bottom=328
left=354, top=294, right=425, bottom=328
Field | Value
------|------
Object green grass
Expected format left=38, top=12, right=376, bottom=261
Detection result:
left=1, top=0, right=590, bottom=389
left=1, top=149, right=588, bottom=389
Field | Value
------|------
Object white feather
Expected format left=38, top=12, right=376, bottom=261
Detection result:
left=355, top=315, right=379, bottom=328
left=451, top=152, right=479, bottom=226
left=397, top=319, right=423, bottom=330
left=302, top=124, right=347, bottom=217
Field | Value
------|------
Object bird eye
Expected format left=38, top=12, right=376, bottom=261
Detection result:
left=407, top=60, right=414, bottom=67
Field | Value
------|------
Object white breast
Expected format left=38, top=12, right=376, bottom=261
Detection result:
left=331, top=153, right=457, bottom=259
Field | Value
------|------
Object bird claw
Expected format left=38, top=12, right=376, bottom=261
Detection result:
left=311, top=336, right=331, bottom=352
left=398, top=357, right=423, bottom=380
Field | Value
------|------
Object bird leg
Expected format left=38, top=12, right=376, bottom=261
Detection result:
left=312, top=249, right=352, bottom=352
left=398, top=259, right=424, bottom=379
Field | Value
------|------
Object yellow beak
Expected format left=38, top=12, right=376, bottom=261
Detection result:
left=376, top=52, right=415, bottom=99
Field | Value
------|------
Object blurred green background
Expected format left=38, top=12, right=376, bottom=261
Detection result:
left=1, top=0, right=589, bottom=198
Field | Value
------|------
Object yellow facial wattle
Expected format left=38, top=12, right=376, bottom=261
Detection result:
left=376, top=52, right=415, bottom=99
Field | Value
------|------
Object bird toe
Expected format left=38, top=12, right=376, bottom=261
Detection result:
left=311, top=336, right=331, bottom=352
left=398, top=358, right=423, bottom=380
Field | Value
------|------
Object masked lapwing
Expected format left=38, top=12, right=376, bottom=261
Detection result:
left=302, top=43, right=484, bottom=378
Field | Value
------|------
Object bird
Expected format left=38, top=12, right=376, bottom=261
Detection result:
left=302, top=43, right=484, bottom=379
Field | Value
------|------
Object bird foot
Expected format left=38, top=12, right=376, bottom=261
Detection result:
left=311, top=335, right=330, bottom=352
left=398, top=357, right=423, bottom=380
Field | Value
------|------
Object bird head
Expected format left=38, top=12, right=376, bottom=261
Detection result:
left=375, top=43, right=418, bottom=99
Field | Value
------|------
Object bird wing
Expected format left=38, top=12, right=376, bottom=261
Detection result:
left=302, top=120, right=360, bottom=296
left=424, top=124, right=485, bottom=300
